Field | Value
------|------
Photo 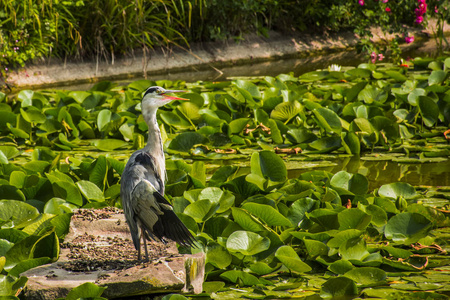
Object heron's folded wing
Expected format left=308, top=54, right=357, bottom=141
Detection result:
left=132, top=180, right=163, bottom=231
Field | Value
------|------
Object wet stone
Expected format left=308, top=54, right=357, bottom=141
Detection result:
left=22, top=208, right=205, bottom=299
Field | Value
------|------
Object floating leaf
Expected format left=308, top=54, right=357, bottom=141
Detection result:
left=320, top=277, right=358, bottom=298
left=242, top=203, right=292, bottom=226
left=313, top=107, right=342, bottom=133
left=76, top=180, right=105, bottom=202
left=275, top=245, right=312, bottom=273
left=417, top=96, right=439, bottom=127
left=384, top=212, right=432, bottom=244
left=378, top=182, right=417, bottom=199
left=226, top=231, right=270, bottom=256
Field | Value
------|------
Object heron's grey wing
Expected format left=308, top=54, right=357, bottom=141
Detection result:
left=132, top=180, right=196, bottom=247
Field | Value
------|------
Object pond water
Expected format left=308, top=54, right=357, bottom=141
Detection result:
left=288, top=157, right=450, bottom=190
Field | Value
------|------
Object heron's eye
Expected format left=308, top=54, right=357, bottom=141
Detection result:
left=143, top=87, right=160, bottom=97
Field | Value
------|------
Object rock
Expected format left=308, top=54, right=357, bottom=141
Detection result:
left=22, top=208, right=205, bottom=299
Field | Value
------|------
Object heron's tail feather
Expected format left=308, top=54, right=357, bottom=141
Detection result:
left=151, top=192, right=196, bottom=248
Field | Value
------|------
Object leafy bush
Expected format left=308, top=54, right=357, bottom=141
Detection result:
left=1, top=0, right=448, bottom=82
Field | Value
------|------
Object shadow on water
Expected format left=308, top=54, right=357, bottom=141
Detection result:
left=288, top=157, right=450, bottom=190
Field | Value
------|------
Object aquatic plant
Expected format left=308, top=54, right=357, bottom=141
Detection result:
left=0, top=59, right=449, bottom=298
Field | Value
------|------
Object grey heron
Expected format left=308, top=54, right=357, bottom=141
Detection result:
left=120, top=86, right=195, bottom=260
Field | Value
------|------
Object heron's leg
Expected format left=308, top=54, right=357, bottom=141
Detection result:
left=137, top=227, right=142, bottom=261
left=143, top=237, right=149, bottom=261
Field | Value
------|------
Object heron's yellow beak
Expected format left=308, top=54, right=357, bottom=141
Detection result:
left=162, top=90, right=189, bottom=101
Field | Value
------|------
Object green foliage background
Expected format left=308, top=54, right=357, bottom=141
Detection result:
left=1, top=0, right=449, bottom=76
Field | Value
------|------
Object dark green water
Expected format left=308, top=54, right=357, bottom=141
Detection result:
left=288, top=157, right=450, bottom=190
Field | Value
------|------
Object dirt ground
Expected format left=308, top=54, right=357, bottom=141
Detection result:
left=59, top=208, right=176, bottom=273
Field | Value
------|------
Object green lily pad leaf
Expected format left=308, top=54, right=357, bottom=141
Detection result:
left=17, top=90, right=34, bottom=106
left=328, top=260, right=354, bottom=275
left=384, top=212, right=432, bottom=244
left=229, top=118, right=251, bottom=134
left=303, top=239, right=328, bottom=258
left=226, top=231, right=270, bottom=256
left=344, top=267, right=387, bottom=286
left=177, top=102, right=201, bottom=124
left=198, top=187, right=234, bottom=213
left=346, top=67, right=372, bottom=79
left=206, top=242, right=232, bottom=269
left=428, top=70, right=447, bottom=85
left=52, top=181, right=83, bottom=206
left=339, top=235, right=370, bottom=261
left=385, top=71, right=407, bottom=81
left=97, top=109, right=112, bottom=131
left=359, top=204, right=387, bottom=227
left=0, top=275, right=28, bottom=298
left=160, top=112, right=192, bottom=129
left=378, top=182, right=417, bottom=199
left=235, top=80, right=261, bottom=99
left=21, top=213, right=55, bottom=236
left=286, top=128, right=317, bottom=144
left=338, top=208, right=372, bottom=230
left=407, top=88, right=426, bottom=106
left=0, top=146, right=19, bottom=159
left=242, top=203, right=292, bottom=226
left=231, top=207, right=266, bottom=232
left=20, top=107, right=46, bottom=124
left=184, top=200, right=218, bottom=223
left=382, top=246, right=413, bottom=259
left=65, top=282, right=106, bottom=300
left=313, top=107, right=342, bottom=133
left=43, top=198, right=76, bottom=215
left=341, top=132, right=360, bottom=155
left=320, top=277, right=358, bottom=298
left=69, top=91, right=91, bottom=104
left=8, top=257, right=52, bottom=278
left=0, top=229, right=29, bottom=244
left=5, top=230, right=58, bottom=271
left=270, top=101, right=302, bottom=123
left=0, top=200, right=39, bottom=228
left=93, top=139, right=128, bottom=151
left=307, top=209, right=339, bottom=230
left=417, top=96, right=439, bottom=127
left=0, top=239, right=14, bottom=257
left=220, top=270, right=261, bottom=286
left=308, top=136, right=341, bottom=152
left=208, top=166, right=237, bottom=187
left=287, top=198, right=318, bottom=227
left=76, top=180, right=105, bottom=202
left=251, top=150, right=287, bottom=182
left=275, top=245, right=312, bottom=273
left=330, top=171, right=368, bottom=195
left=168, top=132, right=208, bottom=152
left=327, top=229, right=362, bottom=247
left=203, top=281, right=226, bottom=294
left=248, top=261, right=280, bottom=275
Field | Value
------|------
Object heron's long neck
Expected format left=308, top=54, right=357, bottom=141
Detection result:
left=143, top=109, right=165, bottom=183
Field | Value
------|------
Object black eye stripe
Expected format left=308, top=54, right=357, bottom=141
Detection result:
left=143, top=87, right=162, bottom=97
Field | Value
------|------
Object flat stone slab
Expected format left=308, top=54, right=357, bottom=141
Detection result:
left=22, top=208, right=205, bottom=299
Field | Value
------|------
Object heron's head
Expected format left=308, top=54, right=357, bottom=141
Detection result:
left=141, top=86, right=188, bottom=111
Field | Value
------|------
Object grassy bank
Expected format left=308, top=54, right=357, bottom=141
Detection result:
left=1, top=0, right=448, bottom=81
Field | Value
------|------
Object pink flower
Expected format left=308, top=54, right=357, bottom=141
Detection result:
left=385, top=7, right=391, bottom=12
left=371, top=52, right=377, bottom=63
left=378, top=53, right=385, bottom=61
left=382, top=0, right=388, bottom=2
left=405, top=35, right=415, bottom=43
left=415, top=15, right=424, bottom=23
left=358, top=0, right=364, bottom=5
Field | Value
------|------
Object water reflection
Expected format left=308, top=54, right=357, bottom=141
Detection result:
left=289, top=157, right=450, bottom=190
